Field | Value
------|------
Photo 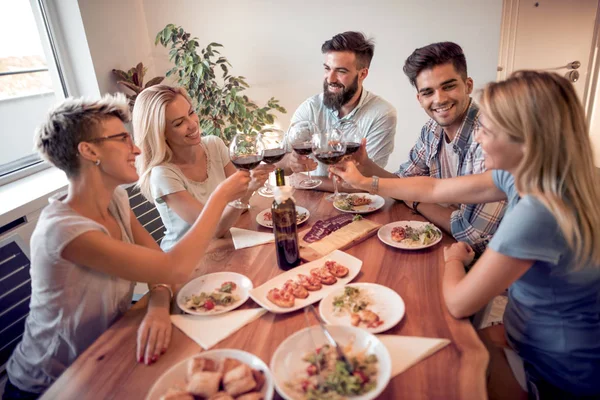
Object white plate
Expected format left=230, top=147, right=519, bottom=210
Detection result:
left=249, top=250, right=362, bottom=314
left=333, top=193, right=385, bottom=214
left=146, top=348, right=274, bottom=400
left=378, top=220, right=443, bottom=250
left=177, top=272, right=253, bottom=315
left=256, top=206, right=310, bottom=228
left=319, top=283, right=405, bottom=334
left=270, top=325, right=391, bottom=400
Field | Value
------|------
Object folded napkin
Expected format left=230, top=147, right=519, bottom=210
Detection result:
left=230, top=227, right=274, bottom=249
left=378, top=335, right=451, bottom=378
left=171, top=308, right=267, bottom=350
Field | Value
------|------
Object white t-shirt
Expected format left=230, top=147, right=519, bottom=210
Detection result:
left=150, top=136, right=230, bottom=252
left=439, top=133, right=460, bottom=178
left=7, top=187, right=135, bottom=393
left=437, top=133, right=461, bottom=208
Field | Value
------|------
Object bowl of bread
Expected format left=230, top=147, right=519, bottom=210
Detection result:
left=146, top=349, right=273, bottom=400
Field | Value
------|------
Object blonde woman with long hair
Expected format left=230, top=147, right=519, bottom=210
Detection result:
left=331, top=71, right=600, bottom=399
left=133, top=85, right=273, bottom=251
left=4, top=94, right=249, bottom=399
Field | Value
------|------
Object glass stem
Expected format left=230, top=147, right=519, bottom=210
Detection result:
left=333, top=175, right=339, bottom=199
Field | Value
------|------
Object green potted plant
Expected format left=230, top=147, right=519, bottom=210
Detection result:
left=155, top=24, right=286, bottom=144
left=112, top=62, right=164, bottom=108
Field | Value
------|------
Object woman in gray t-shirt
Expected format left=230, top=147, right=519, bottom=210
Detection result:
left=331, top=71, right=600, bottom=398
left=133, top=85, right=274, bottom=251
left=5, top=94, right=250, bottom=398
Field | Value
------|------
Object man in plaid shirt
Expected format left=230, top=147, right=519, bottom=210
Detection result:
left=354, top=42, right=506, bottom=255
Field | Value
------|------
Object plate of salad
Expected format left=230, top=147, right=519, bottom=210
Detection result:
left=256, top=206, right=310, bottom=228
left=377, top=221, right=443, bottom=250
left=270, top=325, right=391, bottom=400
left=333, top=193, right=385, bottom=214
left=319, top=283, right=405, bottom=334
left=177, top=272, right=253, bottom=315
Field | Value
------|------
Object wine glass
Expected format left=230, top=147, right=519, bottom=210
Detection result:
left=336, top=119, right=360, bottom=190
left=288, top=120, right=322, bottom=189
left=312, top=127, right=346, bottom=201
left=258, top=127, right=287, bottom=197
left=229, top=131, right=264, bottom=209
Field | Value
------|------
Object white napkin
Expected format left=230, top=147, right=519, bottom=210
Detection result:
left=378, top=335, right=451, bottom=377
left=230, top=227, right=274, bottom=249
left=171, top=308, right=267, bottom=350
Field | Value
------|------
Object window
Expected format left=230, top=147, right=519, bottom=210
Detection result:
left=0, top=0, right=67, bottom=182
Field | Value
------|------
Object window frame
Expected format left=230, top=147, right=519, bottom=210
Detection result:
left=0, top=0, right=69, bottom=185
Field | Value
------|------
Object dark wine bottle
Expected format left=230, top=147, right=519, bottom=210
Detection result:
left=272, top=168, right=300, bottom=270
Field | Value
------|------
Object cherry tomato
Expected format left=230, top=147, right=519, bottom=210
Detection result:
left=204, top=300, right=215, bottom=310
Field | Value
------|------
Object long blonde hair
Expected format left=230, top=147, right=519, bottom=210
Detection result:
left=132, top=85, right=194, bottom=203
left=480, top=70, right=600, bottom=267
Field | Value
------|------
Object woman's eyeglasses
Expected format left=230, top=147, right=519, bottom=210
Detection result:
left=87, top=132, right=135, bottom=150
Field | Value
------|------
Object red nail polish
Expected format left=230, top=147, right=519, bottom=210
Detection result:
left=138, top=356, right=143, bottom=363
left=161, top=348, right=166, bottom=355
left=151, top=356, right=157, bottom=363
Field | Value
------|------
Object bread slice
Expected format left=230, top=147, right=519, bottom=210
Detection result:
left=306, top=218, right=381, bottom=256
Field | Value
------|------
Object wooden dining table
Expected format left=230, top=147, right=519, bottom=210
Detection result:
left=42, top=189, right=488, bottom=400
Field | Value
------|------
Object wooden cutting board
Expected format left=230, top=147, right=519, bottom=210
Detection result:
left=298, top=218, right=382, bottom=261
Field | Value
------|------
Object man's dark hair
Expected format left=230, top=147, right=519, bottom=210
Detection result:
left=321, top=31, right=375, bottom=69
left=403, top=42, right=468, bottom=88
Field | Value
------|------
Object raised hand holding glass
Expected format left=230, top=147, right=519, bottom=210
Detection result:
left=313, top=127, right=346, bottom=201
left=258, top=128, right=287, bottom=197
left=288, top=121, right=322, bottom=189
left=229, top=131, right=264, bottom=209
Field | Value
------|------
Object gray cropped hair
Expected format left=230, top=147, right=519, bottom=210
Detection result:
left=35, top=93, right=131, bottom=177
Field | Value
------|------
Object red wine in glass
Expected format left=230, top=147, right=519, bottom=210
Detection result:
left=262, top=148, right=287, bottom=164
left=314, top=151, right=345, bottom=165
left=344, top=142, right=360, bottom=155
left=292, top=142, right=313, bottom=156
left=231, top=155, right=263, bottom=170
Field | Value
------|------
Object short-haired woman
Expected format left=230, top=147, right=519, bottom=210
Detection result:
left=3, top=94, right=249, bottom=400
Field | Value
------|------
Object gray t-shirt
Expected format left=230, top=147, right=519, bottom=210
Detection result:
left=291, top=90, right=397, bottom=175
left=490, top=170, right=600, bottom=395
left=7, top=187, right=135, bottom=393
left=150, top=136, right=230, bottom=252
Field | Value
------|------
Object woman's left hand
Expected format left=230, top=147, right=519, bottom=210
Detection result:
left=248, top=164, right=276, bottom=191
left=137, top=307, right=172, bottom=365
left=444, top=242, right=475, bottom=266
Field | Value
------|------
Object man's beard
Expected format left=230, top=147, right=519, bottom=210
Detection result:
left=323, top=75, right=359, bottom=111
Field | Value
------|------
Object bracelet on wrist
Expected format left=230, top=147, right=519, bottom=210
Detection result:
left=370, top=175, right=379, bottom=194
left=151, top=284, right=173, bottom=300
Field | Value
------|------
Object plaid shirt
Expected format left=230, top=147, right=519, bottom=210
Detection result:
left=395, top=100, right=506, bottom=255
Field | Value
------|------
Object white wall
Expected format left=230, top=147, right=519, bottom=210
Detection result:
left=78, top=0, right=157, bottom=96
left=76, top=0, right=502, bottom=171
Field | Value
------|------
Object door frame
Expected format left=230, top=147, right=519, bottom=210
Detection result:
left=498, top=0, right=600, bottom=125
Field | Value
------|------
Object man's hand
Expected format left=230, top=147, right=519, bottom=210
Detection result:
left=288, top=151, right=318, bottom=173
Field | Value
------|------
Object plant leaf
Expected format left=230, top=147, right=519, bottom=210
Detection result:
left=145, top=76, right=164, bottom=88
left=117, top=80, right=142, bottom=94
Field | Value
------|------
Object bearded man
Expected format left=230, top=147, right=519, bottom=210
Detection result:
left=281, top=31, right=397, bottom=181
